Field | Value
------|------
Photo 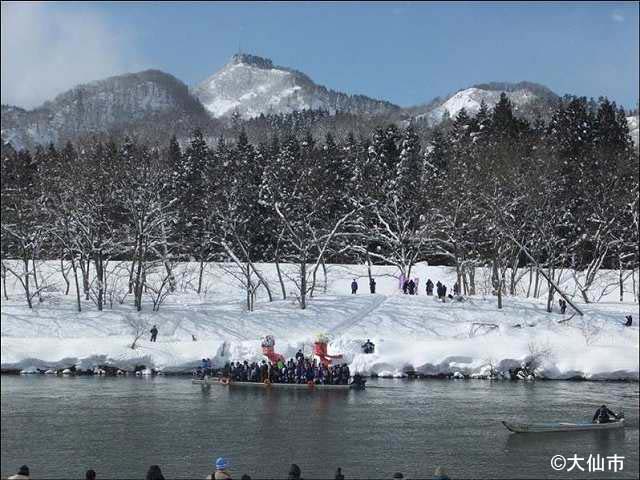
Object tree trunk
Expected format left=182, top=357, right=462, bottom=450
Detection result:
left=60, top=256, right=70, bottom=295
left=526, top=265, right=533, bottom=298
left=70, top=257, right=82, bottom=312
left=546, top=269, right=555, bottom=313
left=94, top=251, right=104, bottom=311
left=23, top=258, right=32, bottom=309
left=134, top=236, right=144, bottom=311
left=619, top=256, right=624, bottom=303
left=275, top=256, right=286, bottom=300
left=80, top=255, right=90, bottom=300
left=197, top=259, right=205, bottom=294
left=494, top=259, right=503, bottom=309
left=468, top=265, right=476, bottom=295
left=300, top=261, right=307, bottom=309
left=246, top=263, right=252, bottom=311
left=366, top=252, right=373, bottom=287
left=534, top=269, right=540, bottom=298
left=1, top=262, right=8, bottom=301
left=321, top=260, right=328, bottom=294
left=32, top=257, right=42, bottom=303
left=128, top=258, right=136, bottom=294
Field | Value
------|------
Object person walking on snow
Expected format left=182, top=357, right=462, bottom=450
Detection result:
left=426, top=279, right=434, bottom=296
left=408, top=279, right=416, bottom=295
left=351, top=279, right=358, bottom=294
left=150, top=325, right=158, bottom=342
left=369, top=278, right=376, bottom=294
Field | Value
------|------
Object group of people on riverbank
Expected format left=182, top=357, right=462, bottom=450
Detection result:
left=213, top=353, right=352, bottom=385
left=5, top=461, right=451, bottom=480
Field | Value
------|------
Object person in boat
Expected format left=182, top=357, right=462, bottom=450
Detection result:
left=593, top=404, right=619, bottom=423
left=362, top=339, right=375, bottom=354
left=350, top=373, right=366, bottom=389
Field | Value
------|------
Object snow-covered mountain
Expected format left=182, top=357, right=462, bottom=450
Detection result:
left=414, top=81, right=560, bottom=125
left=1, top=70, right=214, bottom=150
left=192, top=53, right=400, bottom=119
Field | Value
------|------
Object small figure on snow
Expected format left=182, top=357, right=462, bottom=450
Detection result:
left=369, top=278, right=376, bottom=294
left=150, top=325, right=158, bottom=342
left=453, top=282, right=460, bottom=296
left=408, top=279, right=416, bottom=295
left=624, top=315, right=633, bottom=327
left=426, top=278, right=434, bottom=296
left=402, top=279, right=409, bottom=294
left=351, top=279, right=358, bottom=294
left=362, top=339, right=375, bottom=354
left=559, top=299, right=567, bottom=314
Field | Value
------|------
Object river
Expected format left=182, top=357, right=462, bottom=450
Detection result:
left=1, top=376, right=638, bottom=479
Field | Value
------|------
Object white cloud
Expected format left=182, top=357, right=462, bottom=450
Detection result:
left=611, top=11, right=625, bottom=23
left=1, top=2, right=144, bottom=109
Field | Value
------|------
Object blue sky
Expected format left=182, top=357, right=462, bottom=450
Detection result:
left=2, top=1, right=639, bottom=109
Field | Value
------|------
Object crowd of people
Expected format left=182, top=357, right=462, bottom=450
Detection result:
left=195, top=352, right=353, bottom=386
left=5, top=462, right=451, bottom=480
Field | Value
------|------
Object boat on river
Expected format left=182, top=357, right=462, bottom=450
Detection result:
left=192, top=376, right=363, bottom=390
left=502, top=418, right=625, bottom=433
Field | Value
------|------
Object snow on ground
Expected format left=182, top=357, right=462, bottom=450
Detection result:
left=1, top=262, right=638, bottom=380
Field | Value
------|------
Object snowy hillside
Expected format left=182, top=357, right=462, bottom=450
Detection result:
left=627, top=115, right=639, bottom=145
left=2, top=262, right=637, bottom=381
left=1, top=70, right=214, bottom=150
left=414, top=81, right=559, bottom=125
left=192, top=54, right=400, bottom=119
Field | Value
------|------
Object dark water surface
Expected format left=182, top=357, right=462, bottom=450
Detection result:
left=1, top=376, right=638, bottom=479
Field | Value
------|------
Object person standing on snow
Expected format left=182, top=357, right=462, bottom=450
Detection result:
left=408, top=279, right=416, bottom=295
left=351, top=279, right=358, bottom=294
left=369, top=278, right=376, bottom=294
left=426, top=279, right=434, bottom=296
left=150, top=325, right=158, bottom=342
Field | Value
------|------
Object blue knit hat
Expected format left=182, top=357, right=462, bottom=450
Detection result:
left=215, top=457, right=229, bottom=470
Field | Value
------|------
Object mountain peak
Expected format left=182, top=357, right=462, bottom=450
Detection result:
left=193, top=54, right=399, bottom=119
left=231, top=53, right=274, bottom=70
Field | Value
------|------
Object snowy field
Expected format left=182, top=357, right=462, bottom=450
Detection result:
left=1, top=261, right=638, bottom=380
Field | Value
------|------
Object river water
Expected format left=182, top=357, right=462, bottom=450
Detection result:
left=1, top=376, right=638, bottom=479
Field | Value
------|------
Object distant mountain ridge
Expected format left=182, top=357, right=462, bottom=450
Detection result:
left=1, top=53, right=636, bottom=149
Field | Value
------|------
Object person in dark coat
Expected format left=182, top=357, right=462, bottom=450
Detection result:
left=426, top=279, right=434, bottom=296
left=351, top=279, right=358, bottom=294
left=362, top=339, right=375, bottom=354
left=150, top=325, right=158, bottom=342
left=295, top=349, right=304, bottom=362
left=145, top=465, right=165, bottom=480
left=335, top=468, right=345, bottom=480
left=369, top=278, right=376, bottom=294
left=593, top=404, right=619, bottom=423
left=624, top=315, right=632, bottom=326
left=288, top=463, right=302, bottom=480
left=85, top=470, right=96, bottom=480
left=8, top=465, right=30, bottom=480
left=402, top=280, right=409, bottom=294
left=441, top=284, right=447, bottom=302
left=408, top=279, right=416, bottom=295
left=559, top=299, right=567, bottom=314
left=435, top=281, right=442, bottom=298
left=453, top=282, right=460, bottom=296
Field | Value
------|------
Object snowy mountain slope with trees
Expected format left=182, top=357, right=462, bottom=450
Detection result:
left=1, top=262, right=638, bottom=380
left=192, top=54, right=401, bottom=119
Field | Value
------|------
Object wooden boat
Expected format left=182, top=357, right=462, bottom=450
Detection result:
left=502, top=418, right=625, bottom=433
left=192, top=376, right=361, bottom=390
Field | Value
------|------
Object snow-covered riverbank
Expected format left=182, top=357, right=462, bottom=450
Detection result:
left=1, top=263, right=638, bottom=380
